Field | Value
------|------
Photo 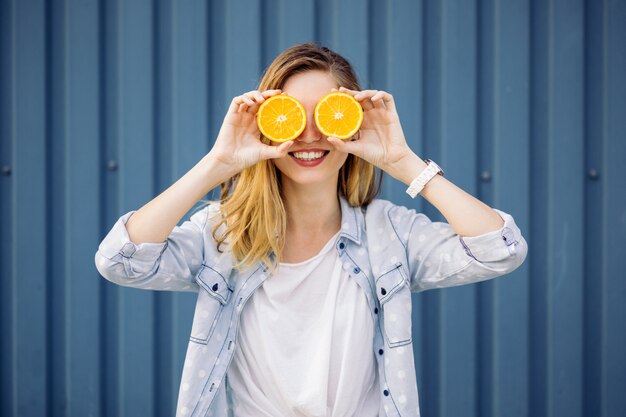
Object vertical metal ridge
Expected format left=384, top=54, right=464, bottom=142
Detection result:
left=420, top=1, right=443, bottom=415
left=494, top=0, right=531, bottom=413
left=545, top=12, right=554, bottom=413
left=121, top=0, right=158, bottom=412
left=582, top=2, right=604, bottom=416
left=14, top=0, right=48, bottom=413
left=259, top=0, right=267, bottom=73
left=206, top=0, right=214, bottom=160
left=97, top=0, right=109, bottom=414
left=529, top=0, right=549, bottom=414
left=419, top=0, right=428, bottom=216
left=550, top=0, right=585, bottom=414
left=208, top=0, right=224, bottom=154
left=6, top=2, right=15, bottom=413
left=102, top=0, right=121, bottom=414
left=151, top=2, right=165, bottom=415
left=151, top=0, right=160, bottom=209
left=44, top=1, right=54, bottom=415
left=313, top=0, right=320, bottom=42
left=604, top=3, right=626, bottom=416
left=476, top=4, right=494, bottom=417
left=385, top=0, right=392, bottom=90
left=0, top=0, right=13, bottom=410
left=369, top=0, right=391, bottom=198
left=367, top=0, right=374, bottom=90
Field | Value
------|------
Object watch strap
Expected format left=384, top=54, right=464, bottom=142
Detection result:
left=406, top=159, right=442, bottom=198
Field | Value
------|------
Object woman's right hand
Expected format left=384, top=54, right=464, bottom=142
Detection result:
left=209, top=89, right=294, bottom=174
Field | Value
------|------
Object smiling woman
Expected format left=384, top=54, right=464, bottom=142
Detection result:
left=94, top=42, right=528, bottom=417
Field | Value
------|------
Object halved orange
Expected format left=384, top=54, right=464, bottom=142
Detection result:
left=256, top=94, right=306, bottom=142
left=314, top=91, right=364, bottom=140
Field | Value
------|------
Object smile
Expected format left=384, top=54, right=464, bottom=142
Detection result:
left=288, top=150, right=330, bottom=167
left=290, top=150, right=329, bottom=161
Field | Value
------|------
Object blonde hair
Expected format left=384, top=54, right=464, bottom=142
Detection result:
left=204, top=42, right=383, bottom=272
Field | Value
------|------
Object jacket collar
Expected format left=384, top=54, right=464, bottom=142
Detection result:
left=337, top=192, right=363, bottom=245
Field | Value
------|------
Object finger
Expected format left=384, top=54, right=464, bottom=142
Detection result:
left=354, top=90, right=379, bottom=101
left=249, top=91, right=265, bottom=103
left=361, top=99, right=375, bottom=111
left=231, top=95, right=252, bottom=113
left=233, top=94, right=255, bottom=107
left=382, top=92, right=396, bottom=112
left=245, top=91, right=265, bottom=114
left=263, top=140, right=294, bottom=159
left=229, top=96, right=245, bottom=113
left=370, top=90, right=388, bottom=109
left=326, top=136, right=364, bottom=156
left=262, top=89, right=282, bottom=97
left=338, top=86, right=359, bottom=95
left=372, top=90, right=396, bottom=112
left=354, top=90, right=381, bottom=111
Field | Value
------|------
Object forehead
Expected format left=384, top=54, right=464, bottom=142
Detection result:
left=282, top=70, right=338, bottom=103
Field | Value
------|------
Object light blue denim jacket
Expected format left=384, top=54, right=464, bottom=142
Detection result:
left=94, top=192, right=528, bottom=417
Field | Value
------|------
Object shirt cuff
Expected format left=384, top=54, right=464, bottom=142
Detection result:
left=458, top=208, right=522, bottom=263
left=97, top=210, right=168, bottom=264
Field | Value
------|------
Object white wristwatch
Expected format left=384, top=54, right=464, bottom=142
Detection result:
left=406, top=159, right=445, bottom=198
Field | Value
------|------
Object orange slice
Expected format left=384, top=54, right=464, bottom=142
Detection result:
left=256, top=94, right=306, bottom=142
left=314, top=91, right=364, bottom=139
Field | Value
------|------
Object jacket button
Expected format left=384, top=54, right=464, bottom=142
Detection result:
left=502, top=227, right=516, bottom=246
left=374, top=307, right=378, bottom=314
left=383, top=389, right=389, bottom=396
left=353, top=267, right=360, bottom=274
left=380, top=287, right=387, bottom=295
left=122, top=242, right=136, bottom=256
left=212, top=283, right=219, bottom=291
left=378, top=348, right=384, bottom=355
left=338, top=242, right=345, bottom=250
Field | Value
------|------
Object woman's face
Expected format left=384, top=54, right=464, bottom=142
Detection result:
left=270, top=70, right=350, bottom=189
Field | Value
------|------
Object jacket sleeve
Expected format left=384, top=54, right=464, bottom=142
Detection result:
left=94, top=203, right=218, bottom=292
left=388, top=204, right=528, bottom=292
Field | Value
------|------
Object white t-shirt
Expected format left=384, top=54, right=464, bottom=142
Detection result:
left=226, top=230, right=380, bottom=417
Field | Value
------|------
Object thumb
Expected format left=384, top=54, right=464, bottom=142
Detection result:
left=262, top=140, right=294, bottom=160
left=327, top=136, right=361, bottom=155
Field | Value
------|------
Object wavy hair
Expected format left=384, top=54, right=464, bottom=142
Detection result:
left=203, top=42, right=383, bottom=272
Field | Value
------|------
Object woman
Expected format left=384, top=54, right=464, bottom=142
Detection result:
left=95, top=43, right=528, bottom=417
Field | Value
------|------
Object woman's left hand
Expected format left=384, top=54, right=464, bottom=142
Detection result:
left=326, top=87, right=414, bottom=172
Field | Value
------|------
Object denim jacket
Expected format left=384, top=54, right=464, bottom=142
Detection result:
left=95, top=193, right=528, bottom=417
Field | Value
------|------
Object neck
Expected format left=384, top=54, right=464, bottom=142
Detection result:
left=281, top=180, right=342, bottom=236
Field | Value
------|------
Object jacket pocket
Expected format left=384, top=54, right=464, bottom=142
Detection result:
left=375, top=262, right=412, bottom=348
left=189, top=265, right=232, bottom=345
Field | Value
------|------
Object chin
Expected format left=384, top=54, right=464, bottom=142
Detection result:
left=281, top=172, right=338, bottom=187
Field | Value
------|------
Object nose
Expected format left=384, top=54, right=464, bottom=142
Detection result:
left=296, top=111, right=323, bottom=143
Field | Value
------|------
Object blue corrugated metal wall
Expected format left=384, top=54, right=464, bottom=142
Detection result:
left=1, top=0, right=625, bottom=416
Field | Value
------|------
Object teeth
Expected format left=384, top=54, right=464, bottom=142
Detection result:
left=292, top=151, right=325, bottom=161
